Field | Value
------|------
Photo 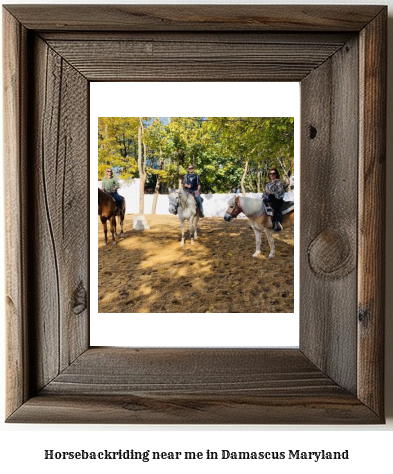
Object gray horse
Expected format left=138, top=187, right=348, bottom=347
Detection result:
left=168, top=189, right=200, bottom=246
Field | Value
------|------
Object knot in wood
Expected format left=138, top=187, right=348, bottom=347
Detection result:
left=308, top=228, right=354, bottom=279
left=73, top=281, right=87, bottom=315
left=358, top=307, right=370, bottom=326
left=309, top=125, right=317, bottom=139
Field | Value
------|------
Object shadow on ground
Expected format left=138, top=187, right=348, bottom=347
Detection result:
left=98, top=214, right=294, bottom=313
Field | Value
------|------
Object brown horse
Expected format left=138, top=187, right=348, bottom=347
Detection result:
left=98, top=188, right=126, bottom=245
left=224, top=195, right=294, bottom=258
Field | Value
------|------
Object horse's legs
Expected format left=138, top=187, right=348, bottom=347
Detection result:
left=189, top=217, right=195, bottom=245
left=180, top=218, right=185, bottom=246
left=100, top=216, right=109, bottom=245
left=113, top=215, right=118, bottom=238
left=103, top=221, right=108, bottom=245
left=252, top=227, right=262, bottom=258
left=109, top=215, right=117, bottom=245
left=119, top=212, right=125, bottom=238
left=194, top=215, right=199, bottom=240
left=264, top=228, right=275, bottom=258
left=119, top=201, right=126, bottom=238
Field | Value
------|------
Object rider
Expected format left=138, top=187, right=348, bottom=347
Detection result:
left=263, top=167, right=285, bottom=232
left=183, top=164, right=204, bottom=217
left=101, top=167, right=123, bottom=210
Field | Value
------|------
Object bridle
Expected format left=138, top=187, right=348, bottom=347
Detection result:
left=226, top=196, right=243, bottom=218
left=169, top=191, right=180, bottom=215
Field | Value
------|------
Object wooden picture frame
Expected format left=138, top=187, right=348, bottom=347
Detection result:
left=3, top=5, right=386, bottom=424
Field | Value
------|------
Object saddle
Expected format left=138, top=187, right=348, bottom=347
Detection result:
left=104, top=191, right=124, bottom=215
left=263, top=200, right=294, bottom=230
left=281, top=201, right=294, bottom=215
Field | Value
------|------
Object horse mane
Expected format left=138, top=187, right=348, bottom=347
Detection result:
left=178, top=189, right=194, bottom=208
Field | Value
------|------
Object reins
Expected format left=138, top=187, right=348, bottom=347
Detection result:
left=227, top=196, right=243, bottom=218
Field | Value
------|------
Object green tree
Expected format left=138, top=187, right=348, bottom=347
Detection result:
left=98, top=116, right=294, bottom=195
left=98, top=117, right=139, bottom=179
left=208, top=117, right=294, bottom=194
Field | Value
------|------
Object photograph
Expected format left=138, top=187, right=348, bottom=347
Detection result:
left=3, top=1, right=389, bottom=441
left=98, top=117, right=295, bottom=314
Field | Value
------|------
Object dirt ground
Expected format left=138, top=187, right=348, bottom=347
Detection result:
left=98, top=214, right=294, bottom=313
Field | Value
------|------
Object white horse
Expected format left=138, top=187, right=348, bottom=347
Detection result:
left=224, top=195, right=294, bottom=258
left=168, top=189, right=200, bottom=246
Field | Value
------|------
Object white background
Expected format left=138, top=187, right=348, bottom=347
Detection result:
left=90, top=82, right=300, bottom=348
left=1, top=0, right=392, bottom=473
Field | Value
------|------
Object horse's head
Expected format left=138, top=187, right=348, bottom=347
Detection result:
left=224, top=196, right=243, bottom=222
left=168, top=189, right=181, bottom=215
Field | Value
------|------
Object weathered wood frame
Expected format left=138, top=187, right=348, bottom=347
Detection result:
left=3, top=5, right=386, bottom=423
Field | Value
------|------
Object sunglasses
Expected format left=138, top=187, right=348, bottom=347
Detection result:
left=269, top=172, right=276, bottom=175
left=188, top=168, right=194, bottom=170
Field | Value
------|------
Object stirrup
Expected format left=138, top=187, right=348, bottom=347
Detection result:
left=274, top=222, right=283, bottom=232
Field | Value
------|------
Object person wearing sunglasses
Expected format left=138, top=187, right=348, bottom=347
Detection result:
left=101, top=167, right=124, bottom=210
left=263, top=167, right=285, bottom=232
left=183, top=164, right=204, bottom=217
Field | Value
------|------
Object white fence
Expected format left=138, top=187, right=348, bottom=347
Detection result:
left=98, top=179, right=294, bottom=218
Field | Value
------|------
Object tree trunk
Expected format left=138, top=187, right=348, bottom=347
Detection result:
left=278, top=156, right=293, bottom=188
left=151, top=149, right=163, bottom=214
left=138, top=118, right=145, bottom=214
left=257, top=161, right=261, bottom=193
left=240, top=159, right=249, bottom=196
left=151, top=176, right=161, bottom=214
left=177, top=150, right=185, bottom=189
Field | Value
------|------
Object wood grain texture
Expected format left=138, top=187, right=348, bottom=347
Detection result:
left=358, top=9, right=387, bottom=417
left=44, top=348, right=341, bottom=395
left=45, top=36, right=348, bottom=82
left=7, top=348, right=379, bottom=424
left=3, top=5, right=384, bottom=32
left=300, top=36, right=359, bottom=394
left=28, top=36, right=89, bottom=391
left=3, top=5, right=386, bottom=424
left=3, top=8, right=30, bottom=417
left=40, top=31, right=354, bottom=44
left=9, top=392, right=379, bottom=425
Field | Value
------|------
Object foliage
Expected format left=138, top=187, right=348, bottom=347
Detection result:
left=98, top=117, right=139, bottom=180
left=98, top=116, right=294, bottom=193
